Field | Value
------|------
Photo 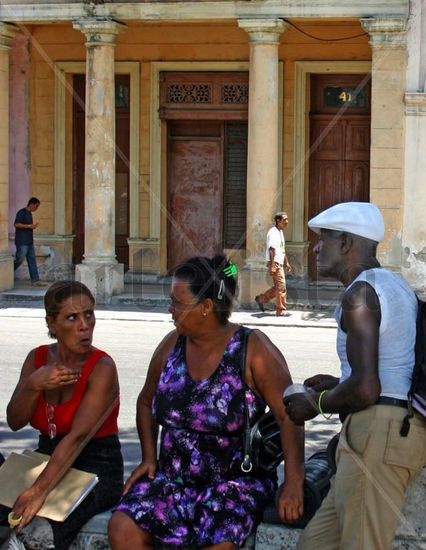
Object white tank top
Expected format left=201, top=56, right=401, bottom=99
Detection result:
left=335, top=268, right=417, bottom=400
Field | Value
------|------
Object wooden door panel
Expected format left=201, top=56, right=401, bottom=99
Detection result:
left=168, top=137, right=223, bottom=270
left=310, top=161, right=345, bottom=214
left=343, top=162, right=370, bottom=202
left=345, top=121, right=370, bottom=161
left=310, top=119, right=344, bottom=161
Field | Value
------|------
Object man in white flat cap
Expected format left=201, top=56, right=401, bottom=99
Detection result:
left=255, top=212, right=292, bottom=316
left=284, top=202, right=425, bottom=549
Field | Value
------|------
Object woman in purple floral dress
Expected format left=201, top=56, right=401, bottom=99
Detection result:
left=109, top=255, right=304, bottom=549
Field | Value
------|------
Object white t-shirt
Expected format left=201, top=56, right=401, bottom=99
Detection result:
left=265, top=226, right=286, bottom=265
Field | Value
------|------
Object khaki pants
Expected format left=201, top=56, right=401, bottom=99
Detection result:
left=258, top=263, right=287, bottom=313
left=298, top=405, right=426, bottom=550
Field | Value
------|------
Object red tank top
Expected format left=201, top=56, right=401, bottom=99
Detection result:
left=30, top=345, right=119, bottom=438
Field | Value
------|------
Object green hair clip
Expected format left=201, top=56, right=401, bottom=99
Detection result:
left=223, top=263, right=238, bottom=278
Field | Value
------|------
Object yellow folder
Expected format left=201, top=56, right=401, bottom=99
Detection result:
left=0, top=450, right=98, bottom=522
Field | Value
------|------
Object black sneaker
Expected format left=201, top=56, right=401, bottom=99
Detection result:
left=255, top=295, right=265, bottom=312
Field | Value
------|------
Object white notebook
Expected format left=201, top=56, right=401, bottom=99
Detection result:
left=0, top=450, right=98, bottom=522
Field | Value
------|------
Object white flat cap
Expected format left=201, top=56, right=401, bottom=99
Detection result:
left=308, top=202, right=385, bottom=242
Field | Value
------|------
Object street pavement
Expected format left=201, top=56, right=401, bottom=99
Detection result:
left=0, top=302, right=341, bottom=478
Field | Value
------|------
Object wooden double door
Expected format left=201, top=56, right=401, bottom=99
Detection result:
left=308, top=74, right=371, bottom=279
left=167, top=120, right=248, bottom=270
left=72, top=74, right=130, bottom=268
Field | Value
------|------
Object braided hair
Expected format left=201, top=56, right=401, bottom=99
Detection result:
left=172, top=254, right=237, bottom=325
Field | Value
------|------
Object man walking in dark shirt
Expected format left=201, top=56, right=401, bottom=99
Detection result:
left=14, top=197, right=47, bottom=286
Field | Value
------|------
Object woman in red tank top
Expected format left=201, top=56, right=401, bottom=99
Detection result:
left=4, top=281, right=123, bottom=549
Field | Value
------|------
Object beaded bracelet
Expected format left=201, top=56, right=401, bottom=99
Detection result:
left=317, top=390, right=333, bottom=420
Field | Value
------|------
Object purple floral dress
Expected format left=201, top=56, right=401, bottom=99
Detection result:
left=115, top=326, right=277, bottom=547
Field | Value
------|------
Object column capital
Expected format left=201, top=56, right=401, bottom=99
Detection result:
left=238, top=19, right=288, bottom=44
left=73, top=18, right=126, bottom=45
left=360, top=17, right=407, bottom=49
left=0, top=22, right=19, bottom=50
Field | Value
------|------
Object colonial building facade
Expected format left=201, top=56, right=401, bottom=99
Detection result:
left=0, top=0, right=425, bottom=302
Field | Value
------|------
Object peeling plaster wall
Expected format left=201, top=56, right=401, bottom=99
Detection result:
left=402, top=0, right=426, bottom=291
left=8, top=33, right=30, bottom=251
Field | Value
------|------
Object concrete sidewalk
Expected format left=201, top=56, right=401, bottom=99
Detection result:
left=0, top=279, right=340, bottom=329
left=0, top=297, right=337, bottom=330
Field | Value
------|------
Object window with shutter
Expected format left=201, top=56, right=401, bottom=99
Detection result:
left=223, top=122, right=247, bottom=249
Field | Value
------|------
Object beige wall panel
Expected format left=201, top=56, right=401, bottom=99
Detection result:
left=372, top=91, right=406, bottom=113
left=371, top=148, right=404, bottom=169
left=371, top=188, right=403, bottom=209
left=370, top=168, right=403, bottom=189
left=371, top=105, right=404, bottom=130
left=371, top=49, right=406, bottom=71
left=0, top=109, right=7, bottom=129
left=372, top=69, right=405, bottom=89
left=371, top=128, right=404, bottom=148
left=0, top=164, right=7, bottom=183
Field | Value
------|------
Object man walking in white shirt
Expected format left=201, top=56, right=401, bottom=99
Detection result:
left=255, top=212, right=292, bottom=316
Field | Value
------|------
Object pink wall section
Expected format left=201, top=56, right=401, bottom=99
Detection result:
left=8, top=33, right=30, bottom=251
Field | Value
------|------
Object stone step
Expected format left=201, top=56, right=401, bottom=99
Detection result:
left=1, top=467, right=425, bottom=549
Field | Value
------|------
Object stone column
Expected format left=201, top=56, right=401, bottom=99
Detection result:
left=360, top=17, right=407, bottom=271
left=238, top=19, right=286, bottom=303
left=73, top=19, right=126, bottom=303
left=0, top=23, right=18, bottom=291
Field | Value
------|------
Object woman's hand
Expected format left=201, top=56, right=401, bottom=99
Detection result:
left=13, top=486, right=48, bottom=530
left=31, top=364, right=81, bottom=391
left=277, top=478, right=304, bottom=524
left=123, top=460, right=157, bottom=495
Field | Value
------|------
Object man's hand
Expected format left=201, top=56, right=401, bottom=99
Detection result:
left=304, top=374, right=339, bottom=392
left=284, top=390, right=318, bottom=425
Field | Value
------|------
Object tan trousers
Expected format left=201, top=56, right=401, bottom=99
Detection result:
left=258, top=263, right=287, bottom=313
left=298, top=405, right=426, bottom=550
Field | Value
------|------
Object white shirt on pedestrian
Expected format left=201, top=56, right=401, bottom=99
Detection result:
left=265, top=226, right=286, bottom=265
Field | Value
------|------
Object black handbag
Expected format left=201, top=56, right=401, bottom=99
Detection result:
left=240, top=328, right=283, bottom=475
